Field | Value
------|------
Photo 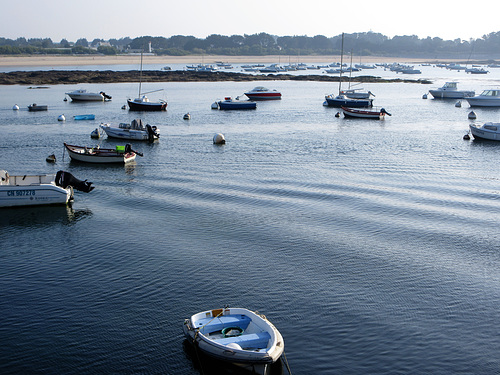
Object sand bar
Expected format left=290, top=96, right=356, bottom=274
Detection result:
left=0, top=54, right=450, bottom=67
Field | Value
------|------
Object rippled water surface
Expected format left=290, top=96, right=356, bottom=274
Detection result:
left=1, top=65, right=500, bottom=374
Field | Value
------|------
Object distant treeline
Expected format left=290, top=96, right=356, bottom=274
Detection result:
left=2, top=32, right=500, bottom=59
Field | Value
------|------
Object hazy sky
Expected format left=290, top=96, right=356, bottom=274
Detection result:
left=2, top=0, right=498, bottom=42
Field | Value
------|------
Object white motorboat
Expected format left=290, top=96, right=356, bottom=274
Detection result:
left=469, top=122, right=500, bottom=141
left=0, top=170, right=93, bottom=207
left=66, top=89, right=111, bottom=102
left=429, top=82, right=475, bottom=99
left=466, top=89, right=500, bottom=107
left=64, top=143, right=140, bottom=164
left=183, top=307, right=284, bottom=375
left=100, top=119, right=160, bottom=142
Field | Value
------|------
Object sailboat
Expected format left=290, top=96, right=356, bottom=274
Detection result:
left=127, top=51, right=167, bottom=111
left=324, top=33, right=373, bottom=108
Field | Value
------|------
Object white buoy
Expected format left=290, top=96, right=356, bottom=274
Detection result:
left=422, top=93, right=428, bottom=99
left=211, top=102, right=219, bottom=110
left=213, top=133, right=226, bottom=145
left=58, top=114, right=66, bottom=121
left=12, top=104, right=19, bottom=110
left=468, top=111, right=477, bottom=120
left=455, top=100, right=461, bottom=107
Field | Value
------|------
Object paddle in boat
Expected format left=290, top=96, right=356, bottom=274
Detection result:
left=183, top=307, right=284, bottom=375
left=244, top=86, right=282, bottom=100
left=100, top=119, right=160, bottom=142
left=64, top=143, right=142, bottom=164
left=214, top=97, right=257, bottom=110
left=0, top=169, right=94, bottom=208
left=341, top=106, right=391, bottom=119
left=468, top=122, right=500, bottom=141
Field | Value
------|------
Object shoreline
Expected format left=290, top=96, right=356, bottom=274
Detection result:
left=0, top=54, right=465, bottom=67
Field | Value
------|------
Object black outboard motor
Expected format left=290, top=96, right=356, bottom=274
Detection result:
left=146, top=124, right=160, bottom=142
left=100, top=91, right=112, bottom=100
left=380, top=108, right=392, bottom=116
left=55, top=170, right=94, bottom=193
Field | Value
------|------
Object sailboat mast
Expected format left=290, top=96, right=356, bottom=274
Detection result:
left=138, top=50, right=143, bottom=97
left=338, top=33, right=344, bottom=95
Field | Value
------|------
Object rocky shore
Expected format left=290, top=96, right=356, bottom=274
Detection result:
left=0, top=70, right=432, bottom=85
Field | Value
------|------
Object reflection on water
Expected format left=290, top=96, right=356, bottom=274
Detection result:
left=0, top=205, right=92, bottom=228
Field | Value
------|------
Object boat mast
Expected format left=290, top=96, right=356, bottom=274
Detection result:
left=138, top=50, right=143, bottom=97
left=338, top=33, right=344, bottom=95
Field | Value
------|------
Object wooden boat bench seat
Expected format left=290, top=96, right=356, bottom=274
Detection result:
left=196, top=314, right=251, bottom=334
left=215, top=331, right=271, bottom=349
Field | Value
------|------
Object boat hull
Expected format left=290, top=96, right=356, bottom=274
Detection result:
left=325, top=96, right=373, bottom=108
left=64, top=143, right=136, bottom=163
left=429, top=90, right=475, bottom=99
left=218, top=101, right=257, bottom=110
left=465, top=98, right=500, bottom=107
left=183, top=307, right=283, bottom=374
left=0, top=173, right=72, bottom=207
left=127, top=99, right=167, bottom=111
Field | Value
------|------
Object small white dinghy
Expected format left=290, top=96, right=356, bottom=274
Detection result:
left=183, top=307, right=284, bottom=375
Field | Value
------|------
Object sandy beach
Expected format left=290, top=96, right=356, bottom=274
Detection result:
left=0, top=54, right=441, bottom=67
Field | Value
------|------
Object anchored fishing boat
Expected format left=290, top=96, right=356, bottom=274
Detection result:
left=64, top=143, right=141, bottom=164
left=341, top=106, right=391, bottom=119
left=100, top=119, right=160, bottom=142
left=183, top=307, right=284, bottom=375
left=0, top=170, right=93, bottom=208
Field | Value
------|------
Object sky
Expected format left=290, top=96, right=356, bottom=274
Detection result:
left=2, top=0, right=499, bottom=43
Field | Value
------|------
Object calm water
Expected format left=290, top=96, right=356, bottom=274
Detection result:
left=1, top=65, right=500, bottom=375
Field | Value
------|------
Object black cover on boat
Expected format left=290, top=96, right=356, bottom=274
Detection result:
left=55, top=170, right=94, bottom=193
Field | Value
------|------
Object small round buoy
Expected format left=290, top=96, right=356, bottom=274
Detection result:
left=58, top=114, right=66, bottom=121
left=455, top=100, right=461, bottom=107
left=46, top=154, right=56, bottom=163
left=12, top=104, right=19, bottom=110
left=468, top=111, right=476, bottom=120
left=121, top=105, right=126, bottom=110
left=422, top=93, right=428, bottom=99
left=463, top=133, right=470, bottom=140
left=183, top=113, right=191, bottom=120
left=211, top=102, right=219, bottom=110
left=335, top=112, right=340, bottom=117
left=213, top=133, right=225, bottom=145
left=63, top=97, right=67, bottom=102
left=90, top=128, right=101, bottom=139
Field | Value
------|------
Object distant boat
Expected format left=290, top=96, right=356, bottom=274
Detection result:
left=466, top=89, right=500, bottom=107
left=127, top=51, right=167, bottom=111
left=215, top=97, right=257, bottom=110
left=28, top=103, right=48, bottom=111
left=469, top=122, right=500, bottom=141
left=0, top=169, right=93, bottom=207
left=244, top=86, right=282, bottom=100
left=73, top=114, right=95, bottom=121
left=64, top=143, right=141, bottom=164
left=340, top=88, right=375, bottom=99
left=66, top=89, right=111, bottom=102
left=429, top=82, right=475, bottom=99
left=465, top=67, right=488, bottom=74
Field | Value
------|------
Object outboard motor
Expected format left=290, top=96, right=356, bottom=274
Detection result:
left=380, top=108, right=392, bottom=116
left=55, top=170, right=94, bottom=193
left=100, top=91, right=112, bottom=100
left=146, top=124, right=160, bottom=142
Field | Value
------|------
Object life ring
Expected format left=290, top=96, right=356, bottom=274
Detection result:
left=222, top=326, right=243, bottom=338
